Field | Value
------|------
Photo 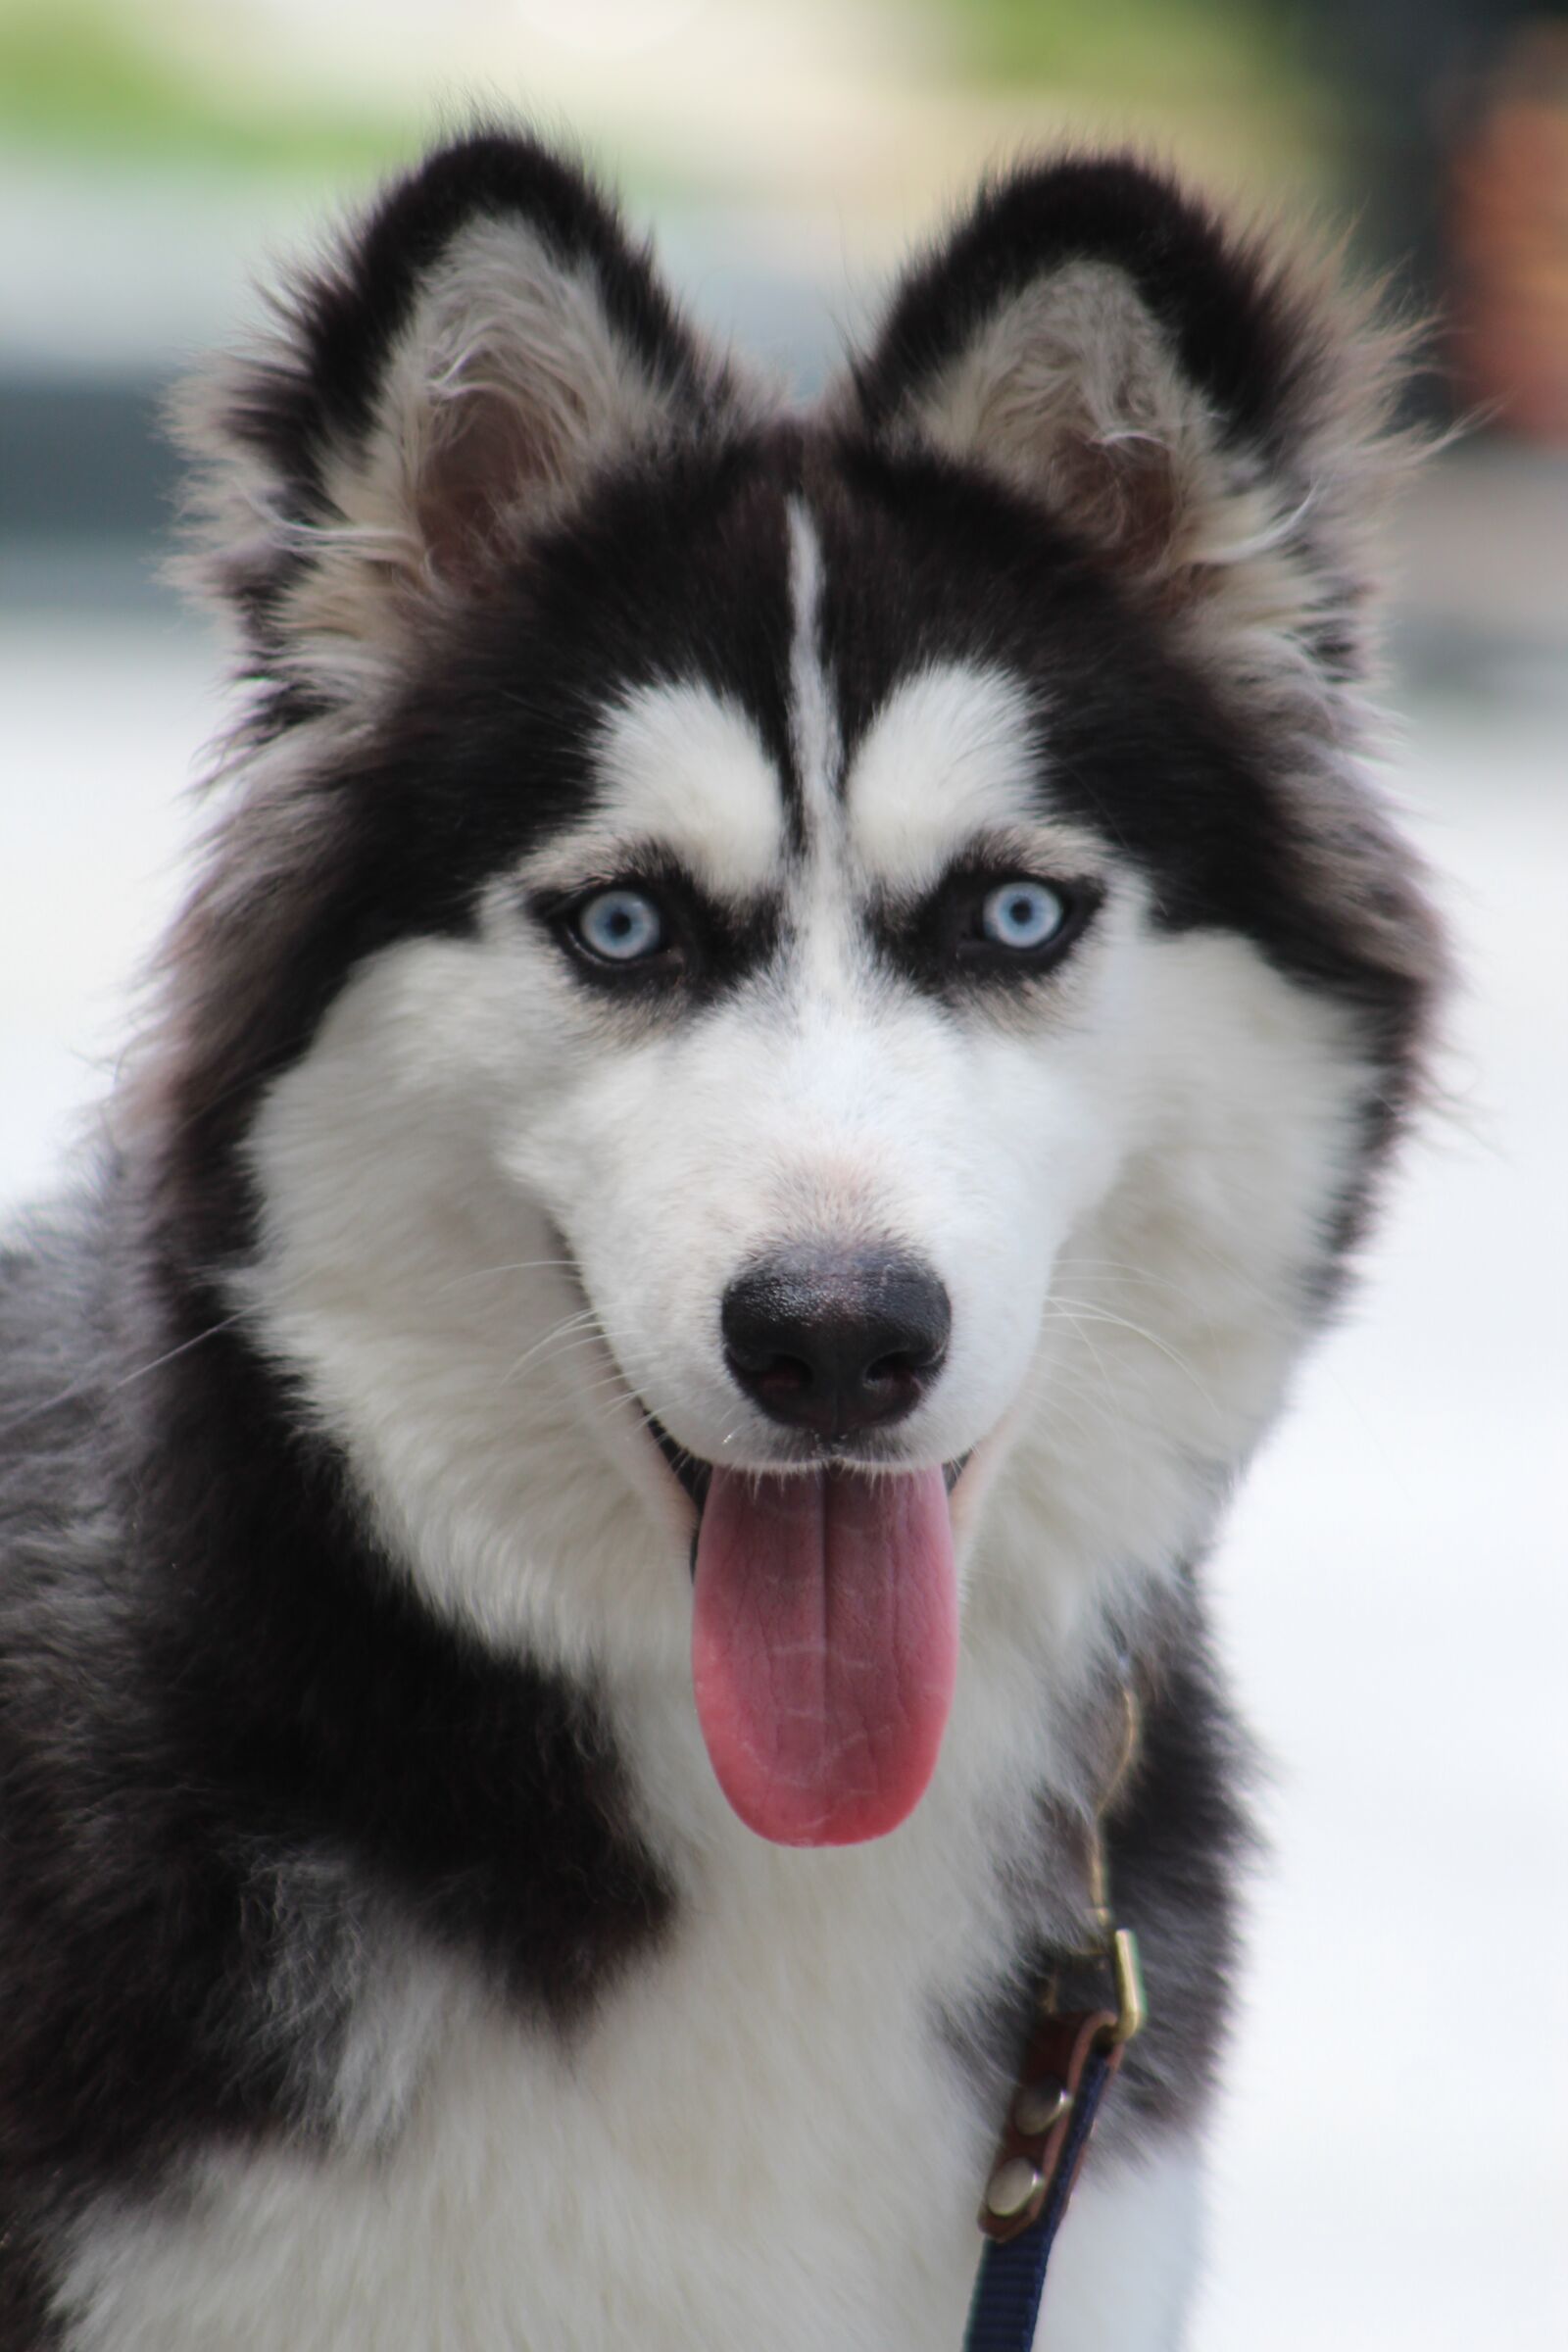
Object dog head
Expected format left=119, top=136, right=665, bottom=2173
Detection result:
left=153, top=133, right=1441, bottom=1842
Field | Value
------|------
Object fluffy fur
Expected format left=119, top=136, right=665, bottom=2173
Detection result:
left=0, top=131, right=1441, bottom=2348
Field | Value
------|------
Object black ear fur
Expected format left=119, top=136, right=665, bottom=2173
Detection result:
left=230, top=130, right=716, bottom=536
left=853, top=159, right=1305, bottom=464
left=843, top=156, right=1412, bottom=702
left=175, top=127, right=739, bottom=664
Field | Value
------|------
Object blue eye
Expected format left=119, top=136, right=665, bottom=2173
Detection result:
left=571, top=887, right=666, bottom=963
left=979, top=879, right=1068, bottom=952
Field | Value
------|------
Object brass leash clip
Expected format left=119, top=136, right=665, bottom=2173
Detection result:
left=1081, top=1677, right=1147, bottom=2045
left=976, top=1676, right=1147, bottom=2243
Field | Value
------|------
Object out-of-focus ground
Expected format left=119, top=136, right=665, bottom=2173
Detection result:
left=3, top=2, right=1566, bottom=2344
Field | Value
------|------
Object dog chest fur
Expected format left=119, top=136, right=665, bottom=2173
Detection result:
left=50, top=1648, right=1199, bottom=2352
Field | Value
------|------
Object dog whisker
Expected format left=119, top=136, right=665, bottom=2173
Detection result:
left=1044, top=1296, right=1220, bottom=1417
left=0, top=1307, right=256, bottom=1437
left=498, top=1312, right=608, bottom=1388
left=435, top=1258, right=582, bottom=1295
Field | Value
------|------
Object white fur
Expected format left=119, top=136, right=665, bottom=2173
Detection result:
left=846, top=661, right=1105, bottom=899
left=786, top=497, right=842, bottom=822
left=534, top=679, right=787, bottom=903
left=55, top=1685, right=1035, bottom=2350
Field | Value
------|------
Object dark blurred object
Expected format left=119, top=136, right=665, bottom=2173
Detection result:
left=1, top=378, right=176, bottom=539
left=1447, top=22, right=1568, bottom=439
left=1306, top=0, right=1568, bottom=436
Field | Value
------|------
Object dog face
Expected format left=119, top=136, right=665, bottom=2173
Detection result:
left=151, top=136, right=1439, bottom=1843
left=340, top=538, right=1140, bottom=1481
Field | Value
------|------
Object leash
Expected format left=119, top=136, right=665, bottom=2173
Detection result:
left=961, top=1682, right=1148, bottom=2352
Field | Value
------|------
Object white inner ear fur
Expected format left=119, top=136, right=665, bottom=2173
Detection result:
left=906, top=261, right=1333, bottom=683
left=278, top=218, right=683, bottom=663
left=913, top=263, right=1202, bottom=513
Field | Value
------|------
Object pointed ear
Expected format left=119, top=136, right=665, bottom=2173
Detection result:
left=175, top=130, right=743, bottom=690
left=844, top=159, right=1412, bottom=705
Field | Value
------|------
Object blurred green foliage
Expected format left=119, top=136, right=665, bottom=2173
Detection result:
left=0, top=0, right=1332, bottom=195
left=0, top=0, right=405, bottom=170
left=927, top=0, right=1313, bottom=104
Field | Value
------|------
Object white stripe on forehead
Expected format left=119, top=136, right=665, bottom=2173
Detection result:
left=785, top=500, right=842, bottom=841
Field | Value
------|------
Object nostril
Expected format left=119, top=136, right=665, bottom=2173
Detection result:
left=745, top=1351, right=812, bottom=1398
left=866, top=1336, right=945, bottom=1384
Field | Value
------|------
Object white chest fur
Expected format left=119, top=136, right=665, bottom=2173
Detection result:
left=51, top=1655, right=1201, bottom=2352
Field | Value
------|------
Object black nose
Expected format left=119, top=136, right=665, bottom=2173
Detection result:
left=721, top=1248, right=951, bottom=1441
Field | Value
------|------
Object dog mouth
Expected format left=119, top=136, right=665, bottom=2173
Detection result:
left=648, top=1418, right=968, bottom=1511
left=646, top=1414, right=967, bottom=1851
left=649, top=1419, right=713, bottom=1513
left=548, top=1221, right=967, bottom=1851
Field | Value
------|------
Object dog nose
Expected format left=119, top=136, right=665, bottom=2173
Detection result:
left=721, top=1249, right=951, bottom=1440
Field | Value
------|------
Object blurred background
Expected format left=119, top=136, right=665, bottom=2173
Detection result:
left=1, top=4, right=1563, bottom=2345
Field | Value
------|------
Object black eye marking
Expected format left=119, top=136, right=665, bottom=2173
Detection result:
left=532, top=875, right=687, bottom=986
left=876, top=864, right=1103, bottom=989
left=528, top=864, right=780, bottom=998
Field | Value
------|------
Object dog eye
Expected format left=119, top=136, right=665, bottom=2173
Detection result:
left=569, top=887, right=667, bottom=964
left=977, top=879, right=1069, bottom=952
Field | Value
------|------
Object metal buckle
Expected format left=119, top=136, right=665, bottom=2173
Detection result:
left=1106, top=1924, right=1147, bottom=2045
left=971, top=1672, right=1150, bottom=2271
left=1074, top=1678, right=1147, bottom=2043
left=1043, top=1923, right=1145, bottom=2045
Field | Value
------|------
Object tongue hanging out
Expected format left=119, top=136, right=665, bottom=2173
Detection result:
left=691, top=1464, right=958, bottom=1846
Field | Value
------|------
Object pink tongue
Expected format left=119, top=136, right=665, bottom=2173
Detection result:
left=691, top=1465, right=957, bottom=1847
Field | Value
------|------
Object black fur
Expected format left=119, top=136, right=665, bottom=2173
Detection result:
left=0, top=1196, right=671, bottom=2227
left=1106, top=1587, right=1259, bottom=2133
left=211, top=128, right=727, bottom=650
left=853, top=159, right=1307, bottom=477
left=939, top=1573, right=1253, bottom=2152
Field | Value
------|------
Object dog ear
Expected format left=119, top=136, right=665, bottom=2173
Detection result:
left=844, top=159, right=1412, bottom=707
left=175, top=129, right=739, bottom=686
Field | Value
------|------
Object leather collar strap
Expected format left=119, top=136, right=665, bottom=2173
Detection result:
left=961, top=2003, right=1124, bottom=2351
left=963, top=1678, right=1147, bottom=2350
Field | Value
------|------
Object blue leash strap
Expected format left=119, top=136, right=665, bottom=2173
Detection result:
left=961, top=2031, right=1119, bottom=2352
left=963, top=1687, right=1148, bottom=2349
left=961, top=1918, right=1145, bottom=2352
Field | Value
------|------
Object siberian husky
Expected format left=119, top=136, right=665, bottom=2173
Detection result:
left=0, top=131, right=1441, bottom=2348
